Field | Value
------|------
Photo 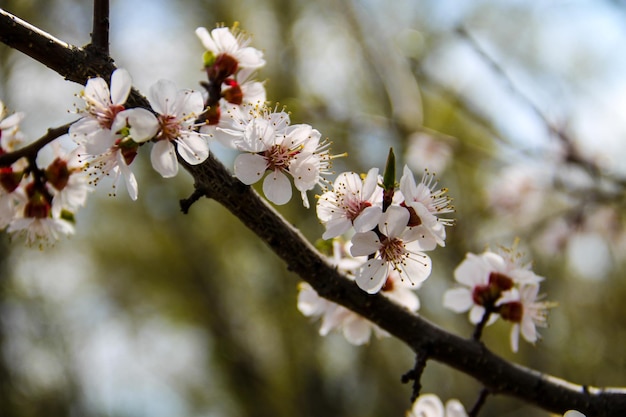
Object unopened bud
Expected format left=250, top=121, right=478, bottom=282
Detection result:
left=45, top=157, right=71, bottom=191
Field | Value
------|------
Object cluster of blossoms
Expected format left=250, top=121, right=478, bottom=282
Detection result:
left=317, top=164, right=454, bottom=293
left=70, top=68, right=209, bottom=200
left=443, top=243, right=555, bottom=352
left=0, top=101, right=89, bottom=245
left=297, top=162, right=453, bottom=344
left=195, top=24, right=266, bottom=126
left=297, top=239, right=420, bottom=345
left=212, top=102, right=335, bottom=207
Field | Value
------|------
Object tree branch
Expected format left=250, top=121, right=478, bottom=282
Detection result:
left=91, top=0, right=110, bottom=54
left=180, top=155, right=626, bottom=417
left=1, top=8, right=626, bottom=416
left=0, top=121, right=73, bottom=167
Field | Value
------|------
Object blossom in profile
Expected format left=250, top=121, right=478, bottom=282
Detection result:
left=0, top=100, right=25, bottom=150
left=45, top=144, right=92, bottom=218
left=148, top=79, right=208, bottom=178
left=443, top=244, right=554, bottom=351
left=497, top=282, right=554, bottom=352
left=196, top=25, right=265, bottom=75
left=350, top=205, right=432, bottom=294
left=316, top=168, right=384, bottom=240
left=442, top=247, right=543, bottom=324
left=406, top=393, right=468, bottom=417
left=399, top=165, right=454, bottom=249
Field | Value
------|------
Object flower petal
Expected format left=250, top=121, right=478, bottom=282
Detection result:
left=355, top=259, right=388, bottom=294
left=234, top=153, right=267, bottom=185
left=410, top=394, right=444, bottom=417
left=262, top=170, right=292, bottom=205
left=149, top=79, right=178, bottom=115
left=350, top=231, right=381, bottom=257
left=151, top=140, right=178, bottom=178
left=442, top=288, right=474, bottom=313
left=378, top=205, right=409, bottom=238
left=176, top=133, right=209, bottom=165
left=110, top=69, right=132, bottom=105
left=353, top=205, right=383, bottom=233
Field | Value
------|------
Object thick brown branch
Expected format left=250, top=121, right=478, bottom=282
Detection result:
left=1, top=9, right=626, bottom=416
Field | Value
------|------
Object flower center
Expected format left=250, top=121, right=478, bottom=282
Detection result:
left=157, top=115, right=181, bottom=141
left=379, top=235, right=406, bottom=265
left=472, top=272, right=515, bottom=307
left=499, top=301, right=523, bottom=323
left=345, top=199, right=371, bottom=221
left=94, top=103, right=125, bottom=130
left=264, top=144, right=299, bottom=172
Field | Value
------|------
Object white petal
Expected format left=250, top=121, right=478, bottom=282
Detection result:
left=445, top=399, right=469, bottom=417
left=342, top=317, right=372, bottom=346
left=362, top=167, right=380, bottom=199
left=378, top=205, right=410, bottom=238
left=195, top=27, right=217, bottom=53
left=442, top=288, right=474, bottom=313
left=321, top=218, right=352, bottom=240
left=234, top=153, right=267, bottom=185
left=510, top=324, right=520, bottom=352
left=84, top=77, right=112, bottom=107
left=399, top=164, right=417, bottom=201
left=353, top=205, right=383, bottom=233
left=110, top=69, right=132, bottom=105
left=176, top=134, right=209, bottom=165
left=350, top=231, right=381, bottom=257
left=112, top=108, right=159, bottom=142
left=563, top=411, right=586, bottom=417
left=521, top=316, right=537, bottom=344
left=149, top=79, right=178, bottom=115
left=296, top=283, right=327, bottom=317
left=355, top=259, right=388, bottom=294
left=410, top=394, right=444, bottom=417
left=454, top=253, right=491, bottom=287
left=401, top=251, right=432, bottom=286
left=83, top=129, right=117, bottom=155
left=236, top=46, right=266, bottom=69
left=151, top=140, right=178, bottom=178
left=262, top=170, right=292, bottom=205
left=116, top=152, right=138, bottom=200
left=211, top=27, right=238, bottom=52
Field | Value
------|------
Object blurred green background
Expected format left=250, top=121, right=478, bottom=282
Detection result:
left=1, top=0, right=626, bottom=416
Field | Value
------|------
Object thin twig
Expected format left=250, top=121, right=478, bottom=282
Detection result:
left=0, top=121, right=74, bottom=167
left=401, top=349, right=430, bottom=403
left=91, top=0, right=110, bottom=54
left=468, top=387, right=491, bottom=417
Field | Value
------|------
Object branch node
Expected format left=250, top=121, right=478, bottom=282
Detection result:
left=468, top=387, right=491, bottom=417
left=180, top=188, right=207, bottom=214
left=402, top=348, right=430, bottom=403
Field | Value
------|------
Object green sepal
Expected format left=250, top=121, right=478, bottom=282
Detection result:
left=202, top=50, right=216, bottom=68
left=382, top=147, right=396, bottom=191
left=60, top=209, right=76, bottom=224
